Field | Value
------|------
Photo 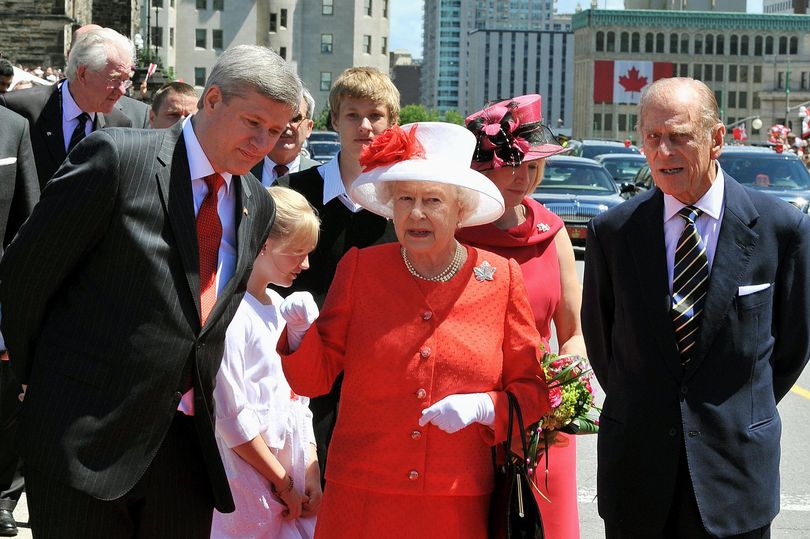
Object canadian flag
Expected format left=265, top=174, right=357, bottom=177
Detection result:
left=594, top=60, right=674, bottom=104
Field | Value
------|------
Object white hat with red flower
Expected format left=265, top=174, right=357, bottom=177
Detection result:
left=349, top=122, right=505, bottom=227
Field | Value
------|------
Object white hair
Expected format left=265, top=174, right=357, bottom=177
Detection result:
left=65, top=28, right=134, bottom=82
left=375, top=181, right=480, bottom=224
left=201, top=45, right=301, bottom=113
left=302, top=87, right=315, bottom=119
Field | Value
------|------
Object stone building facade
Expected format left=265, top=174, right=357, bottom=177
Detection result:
left=0, top=0, right=93, bottom=68
left=572, top=9, right=810, bottom=143
left=93, top=0, right=140, bottom=39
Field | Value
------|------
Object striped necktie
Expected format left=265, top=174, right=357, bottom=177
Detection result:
left=197, top=173, right=224, bottom=325
left=671, top=205, right=710, bottom=366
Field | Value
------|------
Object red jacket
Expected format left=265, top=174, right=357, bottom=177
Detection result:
left=280, top=243, right=549, bottom=496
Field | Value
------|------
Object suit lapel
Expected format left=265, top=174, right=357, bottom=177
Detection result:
left=626, top=188, right=684, bottom=380
left=686, top=175, right=759, bottom=378
left=39, top=86, right=66, bottom=169
left=95, top=113, right=106, bottom=130
left=154, top=124, right=201, bottom=325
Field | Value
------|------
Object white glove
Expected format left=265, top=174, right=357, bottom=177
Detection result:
left=419, top=393, right=495, bottom=434
left=279, top=292, right=319, bottom=350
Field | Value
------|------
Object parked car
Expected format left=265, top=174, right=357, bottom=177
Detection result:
left=309, top=141, right=341, bottom=163
left=308, top=131, right=340, bottom=143
left=572, top=139, right=641, bottom=159
left=531, top=155, right=627, bottom=246
left=633, top=146, right=810, bottom=213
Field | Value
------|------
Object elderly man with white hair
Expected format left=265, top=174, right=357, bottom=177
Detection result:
left=0, top=26, right=135, bottom=188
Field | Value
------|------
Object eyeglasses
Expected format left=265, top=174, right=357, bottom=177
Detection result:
left=288, top=113, right=309, bottom=129
left=95, top=72, right=134, bottom=91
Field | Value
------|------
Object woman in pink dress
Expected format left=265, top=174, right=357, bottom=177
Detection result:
left=458, top=94, right=586, bottom=539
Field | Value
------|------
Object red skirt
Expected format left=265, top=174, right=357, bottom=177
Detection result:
left=533, top=434, right=580, bottom=539
left=314, top=481, right=490, bottom=539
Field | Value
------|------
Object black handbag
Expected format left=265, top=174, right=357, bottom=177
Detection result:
left=488, top=392, right=544, bottom=539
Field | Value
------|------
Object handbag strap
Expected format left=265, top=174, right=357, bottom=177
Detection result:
left=504, top=391, right=531, bottom=464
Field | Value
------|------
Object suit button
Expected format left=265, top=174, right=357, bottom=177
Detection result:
left=668, top=428, right=677, bottom=437
left=411, top=430, right=422, bottom=440
left=680, top=386, right=688, bottom=395
left=416, top=388, right=427, bottom=399
left=422, top=311, right=433, bottom=321
left=420, top=347, right=431, bottom=359
left=408, top=470, right=420, bottom=480
left=688, top=431, right=700, bottom=438
left=173, top=391, right=182, bottom=402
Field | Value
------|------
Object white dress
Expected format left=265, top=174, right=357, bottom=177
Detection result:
left=211, top=290, right=317, bottom=539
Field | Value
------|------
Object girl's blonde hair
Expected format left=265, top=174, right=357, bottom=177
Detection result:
left=266, top=186, right=320, bottom=250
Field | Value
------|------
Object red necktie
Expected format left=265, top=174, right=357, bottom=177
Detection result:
left=273, top=164, right=289, bottom=179
left=197, top=173, right=224, bottom=325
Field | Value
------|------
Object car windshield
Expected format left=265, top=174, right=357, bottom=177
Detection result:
left=536, top=162, right=619, bottom=195
left=581, top=145, right=639, bottom=159
left=309, top=132, right=339, bottom=142
left=718, top=154, right=810, bottom=191
left=601, top=157, right=647, bottom=182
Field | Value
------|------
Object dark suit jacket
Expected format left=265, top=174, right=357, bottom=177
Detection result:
left=582, top=172, right=810, bottom=536
left=0, top=107, right=39, bottom=253
left=0, top=84, right=132, bottom=188
left=250, top=155, right=321, bottom=187
left=115, top=95, right=150, bottom=128
left=0, top=122, right=275, bottom=512
left=280, top=164, right=397, bottom=304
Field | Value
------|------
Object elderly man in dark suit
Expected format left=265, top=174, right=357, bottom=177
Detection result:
left=583, top=77, right=810, bottom=538
left=0, top=107, right=39, bottom=538
left=0, top=27, right=134, bottom=187
left=252, top=87, right=320, bottom=186
left=0, top=45, right=301, bottom=538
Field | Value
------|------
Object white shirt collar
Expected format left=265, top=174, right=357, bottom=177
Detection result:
left=182, top=115, right=232, bottom=190
left=61, top=80, right=96, bottom=124
left=320, top=152, right=346, bottom=204
left=264, top=154, right=301, bottom=174
left=663, top=163, right=725, bottom=223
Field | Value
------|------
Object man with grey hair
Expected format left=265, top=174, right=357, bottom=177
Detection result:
left=583, top=77, right=810, bottom=538
left=251, top=87, right=319, bottom=186
left=0, top=44, right=301, bottom=536
left=0, top=26, right=135, bottom=188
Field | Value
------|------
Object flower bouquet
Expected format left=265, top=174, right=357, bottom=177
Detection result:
left=527, top=350, right=600, bottom=491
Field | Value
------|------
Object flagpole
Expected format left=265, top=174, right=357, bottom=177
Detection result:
left=786, top=60, right=791, bottom=130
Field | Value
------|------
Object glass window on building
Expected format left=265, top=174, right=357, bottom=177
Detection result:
left=679, top=63, right=689, bottom=77
left=802, top=72, right=810, bottom=90
left=593, top=113, right=602, bottom=132
left=740, top=65, right=748, bottom=83
left=383, top=0, right=388, bottom=17
left=656, top=32, right=664, bottom=53
left=645, top=32, right=654, bottom=53
left=604, top=113, right=613, bottom=134
left=212, top=29, right=223, bottom=49
left=321, top=33, right=333, bottom=53
left=280, top=8, right=287, bottom=28
left=730, top=35, right=738, bottom=55
left=753, top=65, right=762, bottom=83
left=596, top=31, right=604, bottom=52
left=669, top=33, right=678, bottom=54
left=753, top=92, right=760, bottom=111
left=270, top=13, right=277, bottom=32
left=716, top=35, right=724, bottom=55
left=778, top=72, right=784, bottom=89
left=213, top=0, right=223, bottom=10
left=779, top=37, right=787, bottom=55
left=741, top=36, right=749, bottom=55
left=322, top=0, right=333, bottom=15
left=618, top=113, right=627, bottom=131
left=755, top=36, right=763, bottom=56
left=606, top=31, right=615, bottom=52
left=703, top=64, right=712, bottom=81
left=728, top=92, right=737, bottom=108
left=766, top=36, right=774, bottom=55
left=680, top=34, right=689, bottom=55
left=693, top=63, right=702, bottom=79
left=194, top=67, right=206, bottom=86
left=151, top=26, right=163, bottom=48
left=620, top=32, right=629, bottom=53
left=364, top=0, right=372, bottom=16
left=382, top=36, right=387, bottom=55
left=169, top=27, right=174, bottom=47
left=705, top=34, right=714, bottom=55
left=363, top=34, right=371, bottom=54
left=320, top=71, right=331, bottom=91
left=715, top=64, right=723, bottom=82
left=631, top=32, right=640, bottom=53
left=196, top=0, right=205, bottom=8
left=279, top=47, right=286, bottom=60
left=729, top=65, right=737, bottom=82
left=195, top=29, right=206, bottom=48
left=694, top=34, right=703, bottom=55
left=714, top=90, right=722, bottom=111
left=790, top=37, right=798, bottom=55
left=739, top=91, right=747, bottom=109
left=152, top=0, right=162, bottom=7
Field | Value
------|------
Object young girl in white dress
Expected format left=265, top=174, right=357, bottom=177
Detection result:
left=211, top=186, right=321, bottom=539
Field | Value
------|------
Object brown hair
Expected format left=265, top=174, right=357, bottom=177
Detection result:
left=151, top=81, right=198, bottom=113
left=328, top=67, right=400, bottom=124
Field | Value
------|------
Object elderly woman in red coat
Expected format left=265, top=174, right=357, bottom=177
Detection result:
left=277, top=122, right=550, bottom=538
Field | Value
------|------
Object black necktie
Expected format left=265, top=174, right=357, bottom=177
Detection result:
left=68, top=112, right=91, bottom=153
left=273, top=164, right=289, bottom=179
left=671, top=206, right=710, bottom=366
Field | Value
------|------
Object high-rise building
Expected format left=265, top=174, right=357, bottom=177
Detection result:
left=422, top=0, right=571, bottom=124
left=390, top=50, right=422, bottom=106
left=624, top=0, right=744, bottom=10
left=144, top=0, right=390, bottom=114
left=764, top=0, right=809, bottom=14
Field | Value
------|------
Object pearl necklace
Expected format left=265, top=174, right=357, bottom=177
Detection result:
left=401, top=242, right=464, bottom=282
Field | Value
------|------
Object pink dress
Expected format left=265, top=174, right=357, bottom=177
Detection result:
left=458, top=197, right=580, bottom=539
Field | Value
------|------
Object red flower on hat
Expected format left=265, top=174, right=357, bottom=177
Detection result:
left=359, top=124, right=426, bottom=172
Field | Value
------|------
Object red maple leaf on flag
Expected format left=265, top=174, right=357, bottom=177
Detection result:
left=619, top=67, right=648, bottom=93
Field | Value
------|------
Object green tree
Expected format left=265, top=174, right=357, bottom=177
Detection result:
left=398, top=104, right=439, bottom=125
left=313, top=106, right=332, bottom=131
left=441, top=110, right=465, bottom=125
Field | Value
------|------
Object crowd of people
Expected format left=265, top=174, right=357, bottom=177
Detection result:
left=0, top=23, right=807, bottom=539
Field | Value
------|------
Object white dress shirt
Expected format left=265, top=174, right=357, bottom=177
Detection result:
left=261, top=155, right=301, bottom=187
left=60, top=81, right=95, bottom=152
left=663, top=163, right=726, bottom=292
left=320, top=152, right=363, bottom=213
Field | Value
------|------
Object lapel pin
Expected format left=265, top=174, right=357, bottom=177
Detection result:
left=243, top=207, right=249, bottom=216
left=537, top=223, right=550, bottom=232
left=473, top=260, right=496, bottom=282
left=46, top=131, right=53, bottom=136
